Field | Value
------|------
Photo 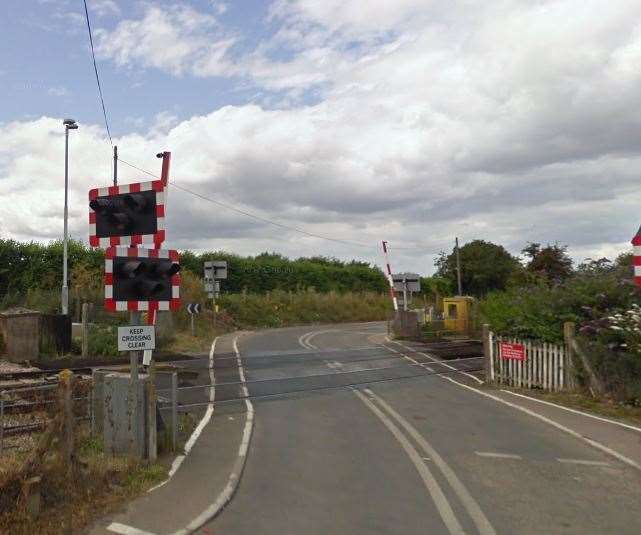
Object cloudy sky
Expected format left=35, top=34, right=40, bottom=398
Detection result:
left=1, top=0, right=640, bottom=274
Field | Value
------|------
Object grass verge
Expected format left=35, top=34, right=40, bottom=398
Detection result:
left=0, top=430, right=168, bottom=535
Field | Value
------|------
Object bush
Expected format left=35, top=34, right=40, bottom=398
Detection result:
left=87, top=325, right=119, bottom=357
left=579, top=338, right=641, bottom=405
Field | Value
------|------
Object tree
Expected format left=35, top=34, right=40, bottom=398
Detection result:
left=435, top=240, right=519, bottom=297
left=522, top=242, right=573, bottom=283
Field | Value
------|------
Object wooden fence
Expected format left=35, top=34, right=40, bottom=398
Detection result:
left=489, top=333, right=568, bottom=391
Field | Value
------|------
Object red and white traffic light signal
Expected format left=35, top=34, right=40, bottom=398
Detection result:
left=104, top=246, right=180, bottom=312
left=89, top=179, right=166, bottom=248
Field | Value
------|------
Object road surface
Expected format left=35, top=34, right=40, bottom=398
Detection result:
left=201, top=322, right=641, bottom=535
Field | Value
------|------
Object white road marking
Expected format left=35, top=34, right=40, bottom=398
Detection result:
left=431, top=369, right=641, bottom=471
left=353, top=389, right=466, bottom=535
left=475, top=452, right=522, bottom=460
left=391, top=339, right=484, bottom=384
left=364, top=388, right=497, bottom=535
left=174, top=335, right=255, bottom=535
left=298, top=332, right=313, bottom=350
left=305, top=329, right=341, bottom=349
left=107, top=523, right=156, bottom=535
left=557, top=458, right=611, bottom=467
left=382, top=338, right=641, bottom=471
left=147, top=337, right=218, bottom=493
left=501, top=390, right=641, bottom=433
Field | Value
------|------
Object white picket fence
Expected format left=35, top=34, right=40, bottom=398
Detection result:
left=489, top=333, right=568, bottom=391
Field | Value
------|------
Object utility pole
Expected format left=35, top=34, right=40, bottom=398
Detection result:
left=61, top=119, right=78, bottom=316
left=455, top=236, right=463, bottom=296
left=113, top=145, right=118, bottom=186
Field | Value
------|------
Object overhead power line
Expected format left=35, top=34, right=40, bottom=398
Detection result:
left=116, top=157, right=434, bottom=252
left=82, top=0, right=113, bottom=145
left=117, top=157, right=376, bottom=248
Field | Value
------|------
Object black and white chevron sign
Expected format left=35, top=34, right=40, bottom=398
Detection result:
left=186, top=303, right=201, bottom=314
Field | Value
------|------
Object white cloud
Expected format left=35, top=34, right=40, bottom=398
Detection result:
left=47, top=86, right=70, bottom=97
left=95, top=5, right=236, bottom=77
left=90, top=0, right=120, bottom=17
left=4, top=1, right=641, bottom=273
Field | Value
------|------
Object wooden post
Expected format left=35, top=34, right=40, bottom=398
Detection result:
left=564, top=321, right=604, bottom=396
left=482, top=324, right=491, bottom=383
left=563, top=322, right=577, bottom=389
left=81, top=303, right=89, bottom=358
left=0, top=395, right=4, bottom=455
left=58, top=370, right=73, bottom=535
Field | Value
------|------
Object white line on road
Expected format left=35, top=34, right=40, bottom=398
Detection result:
left=383, top=340, right=641, bottom=471
left=364, top=388, right=497, bottom=535
left=305, top=329, right=340, bottom=349
left=298, top=332, right=313, bottom=350
left=175, top=334, right=255, bottom=535
left=557, top=458, right=611, bottom=467
left=147, top=337, right=218, bottom=493
left=352, top=389, right=466, bottom=535
left=475, top=452, right=522, bottom=460
left=501, top=390, right=641, bottom=433
left=434, top=371, right=641, bottom=471
left=107, top=522, right=156, bottom=535
left=390, top=339, right=484, bottom=384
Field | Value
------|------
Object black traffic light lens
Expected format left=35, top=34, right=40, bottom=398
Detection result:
left=90, top=198, right=114, bottom=213
left=152, top=262, right=181, bottom=278
left=123, top=193, right=148, bottom=212
left=108, top=212, right=133, bottom=230
left=136, top=279, right=165, bottom=297
left=119, top=261, right=146, bottom=278
left=112, top=256, right=177, bottom=302
left=91, top=190, right=158, bottom=238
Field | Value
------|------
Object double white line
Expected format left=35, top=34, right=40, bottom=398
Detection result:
left=353, top=388, right=496, bottom=535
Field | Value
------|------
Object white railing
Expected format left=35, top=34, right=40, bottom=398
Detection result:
left=489, top=333, right=567, bottom=391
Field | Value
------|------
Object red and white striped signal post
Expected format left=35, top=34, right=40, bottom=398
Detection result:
left=381, top=240, right=399, bottom=312
left=89, top=152, right=176, bottom=460
left=632, top=227, right=641, bottom=286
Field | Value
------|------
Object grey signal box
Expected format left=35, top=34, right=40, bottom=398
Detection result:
left=392, top=273, right=421, bottom=293
left=204, top=260, right=227, bottom=281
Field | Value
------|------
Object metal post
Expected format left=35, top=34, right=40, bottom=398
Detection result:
left=147, top=361, right=157, bottom=462
left=455, top=237, right=463, bottom=296
left=113, top=145, right=118, bottom=186
left=402, top=279, right=408, bottom=312
left=81, top=303, right=89, bottom=357
left=62, top=127, right=69, bottom=316
left=129, top=311, right=140, bottom=457
left=171, top=372, right=177, bottom=452
left=61, top=119, right=77, bottom=316
left=90, top=382, right=95, bottom=437
left=191, top=313, right=195, bottom=337
left=213, top=283, right=219, bottom=330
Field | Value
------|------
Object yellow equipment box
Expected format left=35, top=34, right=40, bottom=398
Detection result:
left=442, top=296, right=475, bottom=333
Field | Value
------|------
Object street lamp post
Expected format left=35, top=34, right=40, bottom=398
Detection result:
left=62, top=118, right=78, bottom=316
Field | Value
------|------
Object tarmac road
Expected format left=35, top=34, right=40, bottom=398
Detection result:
left=203, top=322, right=641, bottom=535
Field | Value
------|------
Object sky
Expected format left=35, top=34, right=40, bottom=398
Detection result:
left=1, top=0, right=641, bottom=275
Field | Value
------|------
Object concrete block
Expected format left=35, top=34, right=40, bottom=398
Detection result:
left=0, top=310, right=40, bottom=362
left=102, top=372, right=150, bottom=458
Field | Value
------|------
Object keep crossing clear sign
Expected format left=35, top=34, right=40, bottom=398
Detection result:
left=117, top=325, right=156, bottom=352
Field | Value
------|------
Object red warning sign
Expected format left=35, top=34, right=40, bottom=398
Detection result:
left=500, top=342, right=525, bottom=361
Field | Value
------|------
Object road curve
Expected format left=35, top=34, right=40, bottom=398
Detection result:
left=203, top=322, right=641, bottom=535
